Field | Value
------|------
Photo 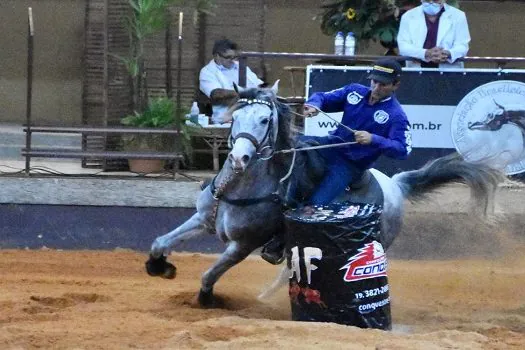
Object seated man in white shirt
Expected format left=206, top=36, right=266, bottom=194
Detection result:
left=199, top=39, right=264, bottom=124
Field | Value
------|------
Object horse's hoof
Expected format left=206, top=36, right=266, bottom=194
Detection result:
left=145, top=255, right=177, bottom=279
left=197, top=288, right=215, bottom=308
left=162, top=263, right=176, bottom=279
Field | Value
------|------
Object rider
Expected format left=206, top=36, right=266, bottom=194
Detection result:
left=261, top=58, right=412, bottom=264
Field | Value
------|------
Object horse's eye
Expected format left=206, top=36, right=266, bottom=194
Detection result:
left=261, top=118, right=269, bottom=125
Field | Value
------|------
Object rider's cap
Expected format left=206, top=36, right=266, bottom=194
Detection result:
left=367, top=58, right=402, bottom=84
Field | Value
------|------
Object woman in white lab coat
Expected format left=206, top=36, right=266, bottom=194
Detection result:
left=397, top=1, right=471, bottom=69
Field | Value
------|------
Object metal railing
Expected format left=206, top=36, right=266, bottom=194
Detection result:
left=22, top=126, right=184, bottom=177
left=237, top=51, right=525, bottom=86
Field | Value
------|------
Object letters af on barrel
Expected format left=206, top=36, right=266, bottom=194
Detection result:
left=285, top=202, right=391, bottom=330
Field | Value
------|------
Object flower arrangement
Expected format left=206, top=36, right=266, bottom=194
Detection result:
left=319, top=0, right=459, bottom=50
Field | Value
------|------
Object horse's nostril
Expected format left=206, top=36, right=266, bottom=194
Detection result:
left=242, top=155, right=250, bottom=164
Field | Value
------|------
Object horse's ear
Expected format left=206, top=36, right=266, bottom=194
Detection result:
left=493, top=99, right=506, bottom=111
left=270, top=80, right=280, bottom=95
left=233, top=83, right=246, bottom=94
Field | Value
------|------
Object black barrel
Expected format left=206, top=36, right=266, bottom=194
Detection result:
left=285, top=201, right=391, bottom=330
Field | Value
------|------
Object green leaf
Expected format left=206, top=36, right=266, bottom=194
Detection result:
left=379, top=28, right=393, bottom=43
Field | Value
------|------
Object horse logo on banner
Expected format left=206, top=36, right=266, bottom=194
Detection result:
left=451, top=80, right=525, bottom=175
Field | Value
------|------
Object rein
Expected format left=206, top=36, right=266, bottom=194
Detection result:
left=259, top=107, right=357, bottom=160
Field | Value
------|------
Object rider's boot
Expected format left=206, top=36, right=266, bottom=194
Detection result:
left=261, top=235, right=286, bottom=265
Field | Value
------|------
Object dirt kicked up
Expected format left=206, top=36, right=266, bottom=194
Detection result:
left=0, top=249, right=524, bottom=349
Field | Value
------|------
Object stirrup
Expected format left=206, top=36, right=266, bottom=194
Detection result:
left=261, top=250, right=285, bottom=265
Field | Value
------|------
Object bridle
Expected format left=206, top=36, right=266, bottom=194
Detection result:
left=230, top=98, right=277, bottom=159
left=206, top=97, right=282, bottom=226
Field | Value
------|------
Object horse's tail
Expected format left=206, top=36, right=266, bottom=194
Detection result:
left=392, top=152, right=504, bottom=211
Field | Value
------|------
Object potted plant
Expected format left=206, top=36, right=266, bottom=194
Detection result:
left=116, top=0, right=212, bottom=173
left=120, top=97, right=194, bottom=173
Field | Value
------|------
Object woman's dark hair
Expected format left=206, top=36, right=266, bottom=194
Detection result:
left=212, top=38, right=238, bottom=56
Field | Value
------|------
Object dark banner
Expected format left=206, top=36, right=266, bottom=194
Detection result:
left=305, top=67, right=525, bottom=177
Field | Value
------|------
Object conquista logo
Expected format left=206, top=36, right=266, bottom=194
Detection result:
left=340, top=241, right=387, bottom=282
left=451, top=80, right=525, bottom=175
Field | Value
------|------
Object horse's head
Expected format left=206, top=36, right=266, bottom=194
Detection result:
left=468, top=100, right=507, bottom=131
left=227, top=81, right=284, bottom=173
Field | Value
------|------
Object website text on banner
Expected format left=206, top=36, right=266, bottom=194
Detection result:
left=304, top=66, right=525, bottom=176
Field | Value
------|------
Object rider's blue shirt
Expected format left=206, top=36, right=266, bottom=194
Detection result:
left=306, top=83, right=412, bottom=168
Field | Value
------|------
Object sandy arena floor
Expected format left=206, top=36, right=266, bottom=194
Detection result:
left=0, top=246, right=524, bottom=349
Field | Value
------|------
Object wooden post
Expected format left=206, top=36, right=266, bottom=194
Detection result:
left=176, top=12, right=183, bottom=112
left=174, top=11, right=184, bottom=176
left=239, top=56, right=247, bottom=88
left=25, top=7, right=34, bottom=176
left=102, top=0, right=109, bottom=170
left=165, top=10, right=173, bottom=98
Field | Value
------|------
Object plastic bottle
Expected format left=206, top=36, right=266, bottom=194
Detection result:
left=190, top=101, right=199, bottom=124
left=334, top=31, right=344, bottom=55
left=344, top=32, right=356, bottom=56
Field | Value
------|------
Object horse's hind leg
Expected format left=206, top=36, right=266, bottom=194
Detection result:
left=150, top=212, right=206, bottom=258
left=198, top=241, right=253, bottom=308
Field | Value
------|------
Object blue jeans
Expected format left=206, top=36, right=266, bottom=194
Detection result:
left=300, top=135, right=365, bottom=205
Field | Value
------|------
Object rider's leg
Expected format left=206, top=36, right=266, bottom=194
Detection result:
left=263, top=147, right=364, bottom=265
left=308, top=154, right=364, bottom=205
left=262, top=160, right=360, bottom=264
left=262, top=136, right=329, bottom=264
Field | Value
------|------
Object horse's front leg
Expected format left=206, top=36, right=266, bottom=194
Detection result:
left=198, top=241, right=253, bottom=308
left=150, top=212, right=207, bottom=257
left=146, top=212, right=207, bottom=279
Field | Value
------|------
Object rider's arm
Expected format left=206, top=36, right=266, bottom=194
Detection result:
left=305, top=86, right=348, bottom=113
left=370, top=119, right=412, bottom=159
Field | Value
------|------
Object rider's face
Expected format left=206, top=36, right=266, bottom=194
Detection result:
left=370, top=79, right=399, bottom=101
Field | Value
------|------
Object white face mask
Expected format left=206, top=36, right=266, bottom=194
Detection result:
left=422, top=2, right=442, bottom=16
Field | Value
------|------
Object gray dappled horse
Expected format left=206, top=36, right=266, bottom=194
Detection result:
left=146, top=82, right=503, bottom=308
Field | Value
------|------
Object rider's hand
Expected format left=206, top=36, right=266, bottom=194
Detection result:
left=303, top=104, right=319, bottom=118
left=354, top=130, right=373, bottom=145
